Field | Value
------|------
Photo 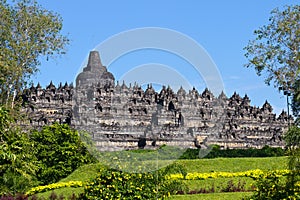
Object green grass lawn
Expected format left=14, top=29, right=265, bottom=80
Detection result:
left=182, top=177, right=253, bottom=192
left=34, top=163, right=102, bottom=199
left=59, top=163, right=102, bottom=182
left=169, top=192, right=253, bottom=200
left=34, top=157, right=288, bottom=199
left=177, top=156, right=287, bottom=172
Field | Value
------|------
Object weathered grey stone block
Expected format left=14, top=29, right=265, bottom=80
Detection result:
left=21, top=51, right=290, bottom=151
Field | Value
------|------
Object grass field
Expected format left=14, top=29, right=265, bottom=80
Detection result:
left=34, top=156, right=288, bottom=199
left=178, top=157, right=287, bottom=172
left=169, top=192, right=253, bottom=200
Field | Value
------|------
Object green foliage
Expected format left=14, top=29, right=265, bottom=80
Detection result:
left=245, top=171, right=300, bottom=200
left=178, top=145, right=285, bottom=159
left=169, top=192, right=252, bottom=200
left=30, top=123, right=96, bottom=185
left=244, top=5, right=300, bottom=89
left=0, top=109, right=95, bottom=195
left=178, top=148, right=200, bottom=159
left=25, top=181, right=83, bottom=196
left=0, top=136, right=38, bottom=195
left=207, top=145, right=285, bottom=158
left=164, top=162, right=188, bottom=179
left=31, top=157, right=287, bottom=198
left=284, top=126, right=300, bottom=194
left=119, top=145, right=285, bottom=161
left=83, top=168, right=164, bottom=199
left=59, top=163, right=103, bottom=183
left=246, top=126, right=300, bottom=199
left=178, top=157, right=287, bottom=174
left=244, top=4, right=300, bottom=117
left=82, top=164, right=187, bottom=200
left=0, top=106, right=38, bottom=195
left=0, top=106, right=11, bottom=131
left=285, top=126, right=300, bottom=150
left=243, top=4, right=300, bottom=199
left=122, top=145, right=186, bottom=160
left=91, top=145, right=187, bottom=173
left=0, top=0, right=69, bottom=107
left=246, top=172, right=285, bottom=200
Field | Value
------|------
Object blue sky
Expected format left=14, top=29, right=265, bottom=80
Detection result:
left=32, top=0, right=299, bottom=115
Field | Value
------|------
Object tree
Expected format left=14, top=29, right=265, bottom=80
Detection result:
left=0, top=106, right=38, bottom=195
left=244, top=5, right=299, bottom=114
left=30, top=123, right=96, bottom=185
left=244, top=5, right=300, bottom=199
left=0, top=109, right=96, bottom=194
left=0, top=0, right=69, bottom=108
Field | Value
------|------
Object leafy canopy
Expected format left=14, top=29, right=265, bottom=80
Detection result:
left=0, top=106, right=39, bottom=195
left=0, top=0, right=69, bottom=107
left=244, top=5, right=300, bottom=199
left=30, top=123, right=96, bottom=185
left=0, top=110, right=96, bottom=194
left=244, top=5, right=299, bottom=90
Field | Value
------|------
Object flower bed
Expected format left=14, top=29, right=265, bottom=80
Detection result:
left=26, top=169, right=295, bottom=196
left=168, top=169, right=291, bottom=180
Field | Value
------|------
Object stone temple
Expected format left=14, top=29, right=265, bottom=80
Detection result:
left=21, top=51, right=291, bottom=151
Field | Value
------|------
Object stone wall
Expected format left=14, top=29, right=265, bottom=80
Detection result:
left=21, top=82, right=73, bottom=127
left=21, top=51, right=291, bottom=151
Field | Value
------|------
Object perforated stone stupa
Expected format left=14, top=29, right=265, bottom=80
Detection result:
left=21, top=51, right=291, bottom=151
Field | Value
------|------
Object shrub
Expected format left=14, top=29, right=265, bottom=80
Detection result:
left=179, top=145, right=285, bottom=159
left=244, top=171, right=300, bottom=200
left=30, top=123, right=96, bottom=185
left=220, top=180, right=246, bottom=192
left=245, top=126, right=300, bottom=200
left=82, top=168, right=166, bottom=199
left=25, top=181, right=83, bottom=196
left=0, top=107, right=39, bottom=195
left=82, top=164, right=187, bottom=199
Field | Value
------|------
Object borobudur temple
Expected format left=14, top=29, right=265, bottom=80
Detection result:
left=21, top=51, right=291, bottom=151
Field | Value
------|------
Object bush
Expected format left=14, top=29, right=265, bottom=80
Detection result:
left=0, top=107, right=39, bottom=195
left=244, top=171, right=300, bottom=200
left=82, top=164, right=187, bottom=199
left=30, top=123, right=96, bottom=185
left=179, top=145, right=285, bottom=159
left=25, top=181, right=83, bottom=196
left=245, top=126, right=300, bottom=200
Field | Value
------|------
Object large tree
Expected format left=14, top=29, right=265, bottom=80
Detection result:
left=0, top=0, right=69, bottom=108
left=244, top=5, right=299, bottom=115
left=244, top=5, right=300, bottom=199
